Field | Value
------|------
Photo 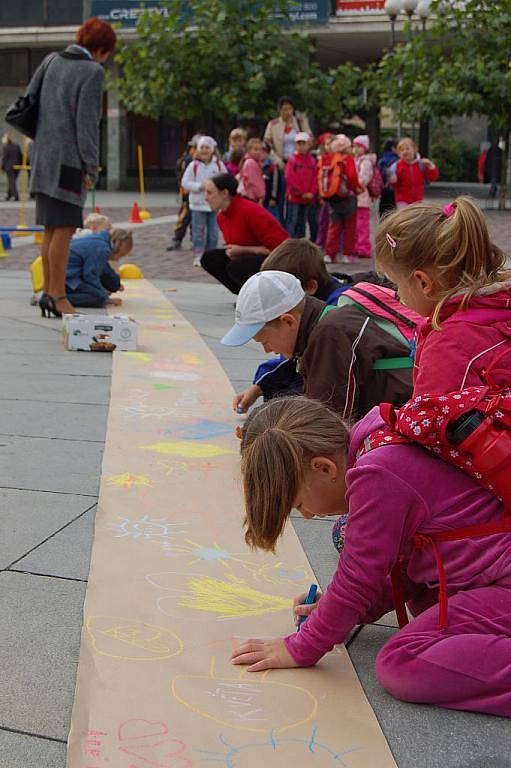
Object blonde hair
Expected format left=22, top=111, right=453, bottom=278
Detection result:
left=83, top=213, right=111, bottom=231
left=240, top=396, right=348, bottom=552
left=230, top=128, right=247, bottom=142
left=375, top=197, right=510, bottom=329
left=397, top=136, right=416, bottom=152
left=110, top=228, right=133, bottom=253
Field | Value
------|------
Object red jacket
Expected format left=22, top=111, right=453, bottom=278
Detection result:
left=413, top=283, right=511, bottom=395
left=217, top=194, right=289, bottom=251
left=392, top=158, right=439, bottom=204
left=285, top=152, right=318, bottom=203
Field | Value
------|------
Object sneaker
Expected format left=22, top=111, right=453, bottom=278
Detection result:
left=323, top=254, right=335, bottom=264
left=193, top=255, right=202, bottom=267
left=166, top=240, right=182, bottom=251
left=341, top=254, right=356, bottom=264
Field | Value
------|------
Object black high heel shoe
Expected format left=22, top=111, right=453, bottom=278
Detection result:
left=39, top=294, right=64, bottom=318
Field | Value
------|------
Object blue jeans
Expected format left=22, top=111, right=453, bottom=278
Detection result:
left=191, top=210, right=218, bottom=255
left=66, top=281, right=107, bottom=308
left=285, top=201, right=318, bottom=241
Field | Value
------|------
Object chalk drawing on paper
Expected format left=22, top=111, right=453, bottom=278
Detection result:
left=149, top=371, right=201, bottom=382
left=159, top=419, right=233, bottom=441
left=110, top=515, right=187, bottom=541
left=122, top=403, right=178, bottom=420
left=146, top=571, right=292, bottom=621
left=104, top=473, right=152, bottom=490
left=181, top=353, right=202, bottom=366
left=122, top=351, right=153, bottom=362
left=156, top=539, right=310, bottom=587
left=86, top=615, right=183, bottom=661
left=141, top=441, right=234, bottom=458
left=196, top=729, right=362, bottom=767
left=118, top=718, right=192, bottom=767
left=156, top=458, right=223, bottom=477
left=171, top=658, right=317, bottom=734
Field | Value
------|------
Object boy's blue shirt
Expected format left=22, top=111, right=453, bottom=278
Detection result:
left=66, top=231, right=115, bottom=300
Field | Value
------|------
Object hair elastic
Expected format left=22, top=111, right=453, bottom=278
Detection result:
left=386, top=233, right=397, bottom=250
left=442, top=202, right=456, bottom=217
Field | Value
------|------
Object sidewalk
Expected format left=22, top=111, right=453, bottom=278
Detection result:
left=1, top=271, right=510, bottom=767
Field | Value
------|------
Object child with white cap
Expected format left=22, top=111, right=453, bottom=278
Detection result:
left=222, top=270, right=412, bottom=418
left=284, top=132, right=318, bottom=240
left=181, top=136, right=226, bottom=265
left=352, top=134, right=377, bottom=258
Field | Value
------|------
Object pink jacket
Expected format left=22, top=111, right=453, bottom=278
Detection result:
left=285, top=152, right=318, bottom=203
left=355, top=153, right=376, bottom=208
left=238, top=157, right=265, bottom=202
left=284, top=407, right=511, bottom=666
left=413, top=281, right=511, bottom=395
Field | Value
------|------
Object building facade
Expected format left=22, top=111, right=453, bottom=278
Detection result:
left=0, top=0, right=486, bottom=191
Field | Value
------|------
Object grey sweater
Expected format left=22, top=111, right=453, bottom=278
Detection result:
left=30, top=45, right=104, bottom=207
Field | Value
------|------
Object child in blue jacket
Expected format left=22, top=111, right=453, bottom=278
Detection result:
left=65, top=228, right=133, bottom=308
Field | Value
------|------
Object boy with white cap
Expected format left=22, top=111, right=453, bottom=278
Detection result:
left=181, top=136, right=226, bottom=265
left=222, top=270, right=412, bottom=417
left=284, top=132, right=318, bottom=240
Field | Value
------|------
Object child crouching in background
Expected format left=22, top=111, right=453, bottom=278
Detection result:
left=65, top=228, right=132, bottom=309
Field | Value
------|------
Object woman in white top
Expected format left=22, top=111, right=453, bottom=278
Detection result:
left=181, top=136, right=226, bottom=265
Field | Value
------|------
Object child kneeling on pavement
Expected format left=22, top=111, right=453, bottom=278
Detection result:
left=65, top=228, right=132, bottom=308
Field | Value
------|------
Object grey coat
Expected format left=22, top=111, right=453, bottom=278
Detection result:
left=30, top=45, right=104, bottom=207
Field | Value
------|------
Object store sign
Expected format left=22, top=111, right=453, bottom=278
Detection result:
left=89, top=0, right=329, bottom=26
left=336, top=0, right=385, bottom=13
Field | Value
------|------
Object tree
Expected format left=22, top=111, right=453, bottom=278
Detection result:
left=111, top=0, right=322, bottom=124
left=377, top=0, right=511, bottom=208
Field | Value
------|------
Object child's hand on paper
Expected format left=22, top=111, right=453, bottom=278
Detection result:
left=293, top=589, right=322, bottom=627
left=107, top=297, right=123, bottom=306
left=231, top=638, right=299, bottom=672
left=233, top=385, right=262, bottom=413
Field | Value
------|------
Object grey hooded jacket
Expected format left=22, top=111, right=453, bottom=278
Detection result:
left=30, top=45, right=104, bottom=207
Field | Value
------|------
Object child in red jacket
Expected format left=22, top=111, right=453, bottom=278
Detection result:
left=284, top=132, right=318, bottom=240
left=390, top=137, right=438, bottom=208
left=238, top=138, right=265, bottom=204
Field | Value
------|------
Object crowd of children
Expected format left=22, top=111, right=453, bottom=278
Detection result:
left=222, top=195, right=511, bottom=719
left=170, top=117, right=439, bottom=271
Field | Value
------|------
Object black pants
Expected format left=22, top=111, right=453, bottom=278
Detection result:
left=6, top=170, right=19, bottom=200
left=201, top=249, right=265, bottom=295
left=173, top=194, right=191, bottom=242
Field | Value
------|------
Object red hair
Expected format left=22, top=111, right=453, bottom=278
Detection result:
left=76, top=18, right=116, bottom=54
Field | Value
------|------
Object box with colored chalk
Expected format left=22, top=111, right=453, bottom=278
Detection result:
left=63, top=313, right=138, bottom=352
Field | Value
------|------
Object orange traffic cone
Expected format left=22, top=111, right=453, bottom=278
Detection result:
left=129, top=202, right=143, bottom=224
left=94, top=206, right=101, bottom=214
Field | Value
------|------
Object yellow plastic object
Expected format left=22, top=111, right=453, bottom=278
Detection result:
left=34, top=231, right=43, bottom=245
left=30, top=255, right=44, bottom=291
left=119, top=263, right=144, bottom=279
left=139, top=209, right=152, bottom=220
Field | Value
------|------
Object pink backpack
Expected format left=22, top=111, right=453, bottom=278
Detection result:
left=337, top=282, right=422, bottom=369
left=367, top=165, right=384, bottom=200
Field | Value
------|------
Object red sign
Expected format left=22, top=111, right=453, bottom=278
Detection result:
left=336, top=0, right=385, bottom=12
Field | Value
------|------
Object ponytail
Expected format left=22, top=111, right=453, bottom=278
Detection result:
left=240, top=396, right=348, bottom=552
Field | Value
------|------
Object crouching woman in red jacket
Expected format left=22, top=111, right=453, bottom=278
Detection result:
left=201, top=173, right=289, bottom=294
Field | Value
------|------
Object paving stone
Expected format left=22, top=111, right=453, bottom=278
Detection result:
left=0, top=731, right=66, bottom=768
left=15, top=506, right=96, bottom=581
left=0, top=571, right=86, bottom=741
left=0, top=372, right=111, bottom=405
left=0, top=489, right=95, bottom=570
left=0, top=399, right=108, bottom=442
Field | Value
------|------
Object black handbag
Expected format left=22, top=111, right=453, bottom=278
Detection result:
left=5, top=53, right=58, bottom=139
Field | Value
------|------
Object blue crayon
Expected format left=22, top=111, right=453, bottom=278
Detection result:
left=296, top=583, right=318, bottom=632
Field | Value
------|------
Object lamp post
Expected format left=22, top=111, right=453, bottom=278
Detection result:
left=416, top=0, right=432, bottom=33
left=384, top=0, right=402, bottom=48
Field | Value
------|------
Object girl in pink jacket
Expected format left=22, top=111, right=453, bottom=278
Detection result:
left=231, top=395, right=511, bottom=717
left=238, top=138, right=265, bottom=204
left=353, top=134, right=376, bottom=258
left=375, top=196, right=511, bottom=395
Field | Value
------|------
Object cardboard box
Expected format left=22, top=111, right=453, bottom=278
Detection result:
left=63, top=313, right=137, bottom=352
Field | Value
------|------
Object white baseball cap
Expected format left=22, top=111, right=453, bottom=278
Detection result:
left=197, top=135, right=217, bottom=151
left=295, top=132, right=311, bottom=143
left=221, top=271, right=305, bottom=347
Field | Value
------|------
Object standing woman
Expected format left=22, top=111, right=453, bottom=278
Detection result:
left=29, top=18, right=116, bottom=318
left=263, top=97, right=312, bottom=223
left=1, top=134, right=22, bottom=201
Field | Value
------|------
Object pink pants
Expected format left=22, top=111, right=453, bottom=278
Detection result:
left=376, top=582, right=511, bottom=717
left=355, top=207, right=372, bottom=258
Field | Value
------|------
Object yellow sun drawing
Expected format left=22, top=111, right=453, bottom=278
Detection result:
left=104, top=473, right=152, bottom=490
